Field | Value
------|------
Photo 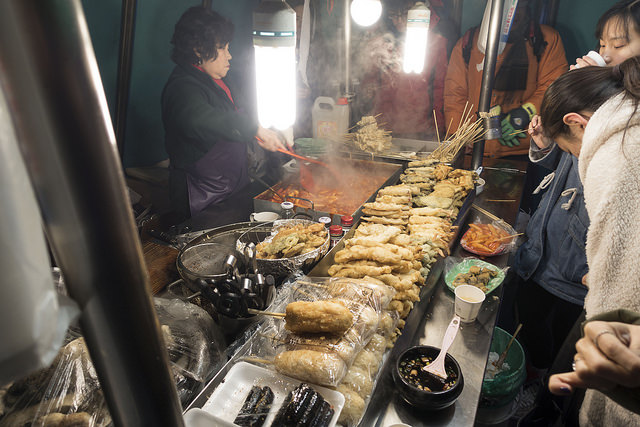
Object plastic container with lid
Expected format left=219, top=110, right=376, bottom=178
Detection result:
left=312, top=96, right=350, bottom=142
left=329, top=225, right=344, bottom=248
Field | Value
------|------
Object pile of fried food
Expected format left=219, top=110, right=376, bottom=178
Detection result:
left=243, top=163, right=478, bottom=427
left=452, top=265, right=499, bottom=293
left=256, top=223, right=328, bottom=259
left=345, top=115, right=392, bottom=153
left=461, top=223, right=512, bottom=255
left=328, top=161, right=477, bottom=321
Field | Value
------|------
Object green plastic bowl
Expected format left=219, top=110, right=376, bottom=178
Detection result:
left=481, top=327, right=527, bottom=408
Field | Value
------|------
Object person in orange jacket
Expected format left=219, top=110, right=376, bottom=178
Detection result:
left=444, top=0, right=568, bottom=159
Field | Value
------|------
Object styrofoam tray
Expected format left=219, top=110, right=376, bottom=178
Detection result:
left=200, top=361, right=344, bottom=427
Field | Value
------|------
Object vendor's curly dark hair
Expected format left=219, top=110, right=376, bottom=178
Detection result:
left=170, top=6, right=234, bottom=66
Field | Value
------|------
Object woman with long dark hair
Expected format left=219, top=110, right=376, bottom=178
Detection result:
left=537, top=56, right=640, bottom=426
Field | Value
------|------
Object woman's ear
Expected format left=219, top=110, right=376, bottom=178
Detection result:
left=562, top=112, right=589, bottom=129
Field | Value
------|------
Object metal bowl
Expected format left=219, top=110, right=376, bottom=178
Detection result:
left=236, top=219, right=330, bottom=283
left=176, top=242, right=241, bottom=291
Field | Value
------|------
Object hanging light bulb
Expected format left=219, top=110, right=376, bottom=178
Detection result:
left=403, top=2, right=431, bottom=73
left=350, top=0, right=382, bottom=27
left=253, top=0, right=296, bottom=130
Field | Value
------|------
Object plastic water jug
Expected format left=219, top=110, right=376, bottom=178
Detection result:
left=312, top=96, right=350, bottom=142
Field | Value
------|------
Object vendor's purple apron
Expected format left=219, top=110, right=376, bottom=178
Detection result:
left=185, top=140, right=249, bottom=216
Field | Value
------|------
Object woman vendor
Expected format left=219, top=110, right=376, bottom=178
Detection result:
left=162, top=6, right=287, bottom=220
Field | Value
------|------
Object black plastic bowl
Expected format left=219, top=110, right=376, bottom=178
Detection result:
left=393, top=345, right=464, bottom=410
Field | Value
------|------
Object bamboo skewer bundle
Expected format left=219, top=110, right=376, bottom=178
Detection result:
left=428, top=105, right=487, bottom=163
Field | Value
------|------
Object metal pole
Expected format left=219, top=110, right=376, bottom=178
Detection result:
left=344, top=0, right=351, bottom=96
left=114, top=0, right=137, bottom=159
left=450, top=0, right=464, bottom=37
left=471, top=0, right=504, bottom=170
left=0, top=1, right=185, bottom=426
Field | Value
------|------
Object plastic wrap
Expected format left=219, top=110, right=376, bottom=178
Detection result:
left=337, top=330, right=395, bottom=426
left=154, top=298, right=226, bottom=403
left=236, top=276, right=388, bottom=387
left=0, top=333, right=110, bottom=427
left=236, top=220, right=330, bottom=280
left=0, top=299, right=224, bottom=426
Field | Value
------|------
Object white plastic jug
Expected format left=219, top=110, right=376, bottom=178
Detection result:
left=312, top=96, right=350, bottom=142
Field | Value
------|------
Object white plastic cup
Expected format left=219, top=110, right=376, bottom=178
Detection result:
left=575, top=50, right=606, bottom=68
left=454, top=285, right=486, bottom=323
left=249, top=211, right=280, bottom=222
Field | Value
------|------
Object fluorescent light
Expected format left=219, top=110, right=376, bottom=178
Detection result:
left=403, top=2, right=430, bottom=73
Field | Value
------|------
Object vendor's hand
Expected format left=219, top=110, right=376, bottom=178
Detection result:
left=570, top=55, right=600, bottom=70
left=256, top=126, right=288, bottom=152
left=297, top=84, right=311, bottom=99
left=549, top=321, right=640, bottom=396
left=529, top=115, right=553, bottom=149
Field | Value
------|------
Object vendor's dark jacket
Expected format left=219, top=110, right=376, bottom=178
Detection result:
left=513, top=142, right=589, bottom=305
left=161, top=63, right=258, bottom=217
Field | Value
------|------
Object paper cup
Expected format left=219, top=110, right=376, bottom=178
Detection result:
left=455, top=285, right=486, bottom=323
left=250, top=211, right=280, bottom=222
left=586, top=50, right=606, bottom=67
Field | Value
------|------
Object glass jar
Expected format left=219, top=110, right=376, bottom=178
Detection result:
left=280, top=201, right=294, bottom=219
left=329, top=225, right=344, bottom=248
left=340, top=215, right=353, bottom=235
left=318, top=216, right=332, bottom=229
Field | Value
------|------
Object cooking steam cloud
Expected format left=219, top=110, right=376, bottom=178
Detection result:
left=295, top=5, right=438, bottom=142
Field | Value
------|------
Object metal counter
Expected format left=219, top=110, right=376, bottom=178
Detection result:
left=184, top=159, right=528, bottom=426
left=358, top=159, right=527, bottom=427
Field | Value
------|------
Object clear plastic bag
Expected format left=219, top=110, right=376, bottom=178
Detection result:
left=154, top=297, right=226, bottom=403
left=0, top=332, right=110, bottom=427
left=443, top=256, right=508, bottom=296
left=460, top=219, right=519, bottom=256
left=235, top=276, right=388, bottom=387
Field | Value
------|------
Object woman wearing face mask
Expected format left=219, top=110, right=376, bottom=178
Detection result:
left=162, top=7, right=287, bottom=220
left=573, top=0, right=640, bottom=69
left=537, top=56, right=640, bottom=426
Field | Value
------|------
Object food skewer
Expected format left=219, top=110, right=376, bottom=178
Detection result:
left=471, top=204, right=502, bottom=222
left=248, top=308, right=286, bottom=318
left=433, top=110, right=441, bottom=144
left=489, top=232, right=524, bottom=243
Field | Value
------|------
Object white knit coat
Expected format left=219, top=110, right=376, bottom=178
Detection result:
left=578, top=92, right=640, bottom=426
